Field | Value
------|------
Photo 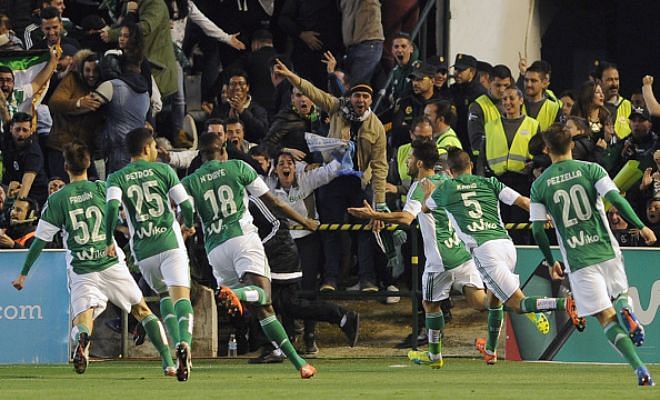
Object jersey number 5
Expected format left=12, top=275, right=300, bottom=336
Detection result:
left=552, top=184, right=592, bottom=227
left=461, top=191, right=483, bottom=219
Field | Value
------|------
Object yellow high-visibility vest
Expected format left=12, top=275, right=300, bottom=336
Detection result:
left=436, top=128, right=462, bottom=156
left=613, top=98, right=632, bottom=139
left=485, top=116, right=539, bottom=175
left=523, top=99, right=560, bottom=132
left=474, top=95, right=501, bottom=124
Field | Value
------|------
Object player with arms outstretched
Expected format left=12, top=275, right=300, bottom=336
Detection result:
left=426, top=147, right=582, bottom=364
left=105, top=128, right=196, bottom=382
left=12, top=142, right=176, bottom=376
left=531, top=124, right=656, bottom=386
left=181, top=133, right=319, bottom=379
left=348, top=140, right=487, bottom=368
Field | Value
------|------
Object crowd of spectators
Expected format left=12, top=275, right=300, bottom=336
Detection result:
left=1, top=0, right=659, bottom=353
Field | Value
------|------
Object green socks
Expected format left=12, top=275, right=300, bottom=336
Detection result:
left=142, top=314, right=175, bottom=368
left=426, top=312, right=444, bottom=358
left=519, top=297, right=565, bottom=313
left=233, top=286, right=268, bottom=305
left=260, top=315, right=307, bottom=370
left=174, top=298, right=194, bottom=347
left=612, top=294, right=631, bottom=329
left=487, top=306, right=503, bottom=353
left=160, top=297, right=180, bottom=344
left=604, top=321, right=643, bottom=370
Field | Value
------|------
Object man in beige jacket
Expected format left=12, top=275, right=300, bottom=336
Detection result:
left=273, top=59, right=387, bottom=292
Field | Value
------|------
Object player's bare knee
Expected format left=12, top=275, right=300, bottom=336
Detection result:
left=423, top=300, right=441, bottom=313
left=464, top=287, right=487, bottom=311
left=596, top=308, right=617, bottom=327
left=130, top=301, right=152, bottom=321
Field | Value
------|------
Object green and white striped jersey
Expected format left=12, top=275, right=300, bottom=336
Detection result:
left=106, top=160, right=188, bottom=261
left=405, top=174, right=472, bottom=271
left=530, top=160, right=619, bottom=271
left=181, top=160, right=270, bottom=254
left=427, top=174, right=520, bottom=248
left=37, top=180, right=117, bottom=274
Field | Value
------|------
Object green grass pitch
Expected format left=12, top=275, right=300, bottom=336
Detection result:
left=0, top=358, right=656, bottom=400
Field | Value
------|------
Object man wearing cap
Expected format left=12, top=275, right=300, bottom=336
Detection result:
left=477, top=61, right=493, bottom=91
left=450, top=53, right=486, bottom=155
left=467, top=64, right=513, bottom=165
left=273, top=59, right=387, bottom=292
left=391, top=62, right=440, bottom=149
left=426, top=55, right=451, bottom=101
left=620, top=107, right=658, bottom=169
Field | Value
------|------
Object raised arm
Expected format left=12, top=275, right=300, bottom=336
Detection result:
left=642, top=75, right=660, bottom=116
left=259, top=191, right=318, bottom=232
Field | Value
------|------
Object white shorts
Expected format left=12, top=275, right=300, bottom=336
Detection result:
left=422, top=259, right=483, bottom=302
left=138, top=248, right=191, bottom=294
left=472, top=238, right=520, bottom=302
left=69, top=262, right=143, bottom=319
left=207, top=232, right=271, bottom=289
left=568, top=254, right=629, bottom=317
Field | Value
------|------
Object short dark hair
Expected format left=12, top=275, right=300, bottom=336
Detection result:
left=40, top=6, right=61, bottom=21
left=447, top=147, right=471, bottom=172
left=225, top=117, right=244, bottom=128
left=409, top=115, right=433, bottom=133
left=226, top=69, right=249, bottom=85
left=505, top=85, right=524, bottom=99
left=559, top=90, right=575, bottom=101
left=11, top=112, right=32, bottom=124
left=199, top=132, right=225, bottom=160
left=204, top=118, right=224, bottom=131
left=542, top=123, right=572, bottom=155
left=426, top=99, right=455, bottom=125
left=63, top=141, right=91, bottom=174
left=248, top=145, right=269, bottom=159
left=527, top=60, right=552, bottom=80
left=126, top=127, right=154, bottom=157
left=391, top=32, right=413, bottom=44
left=275, top=150, right=295, bottom=165
left=0, top=65, right=14, bottom=79
left=596, top=61, right=618, bottom=80
left=491, top=64, right=512, bottom=81
left=411, top=139, right=439, bottom=170
left=16, top=196, right=39, bottom=219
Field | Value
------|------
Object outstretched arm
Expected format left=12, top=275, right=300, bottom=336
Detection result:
left=259, top=191, right=319, bottom=232
left=12, top=238, right=48, bottom=290
left=605, top=190, right=657, bottom=245
left=348, top=200, right=415, bottom=225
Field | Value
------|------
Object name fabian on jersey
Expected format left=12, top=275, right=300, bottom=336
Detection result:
left=546, top=170, right=582, bottom=187
left=69, top=192, right=93, bottom=204
left=199, top=169, right=227, bottom=183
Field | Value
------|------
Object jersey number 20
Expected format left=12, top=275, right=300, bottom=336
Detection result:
left=552, top=184, right=592, bottom=227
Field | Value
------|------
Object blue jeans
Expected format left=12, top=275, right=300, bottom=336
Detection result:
left=345, top=40, right=384, bottom=86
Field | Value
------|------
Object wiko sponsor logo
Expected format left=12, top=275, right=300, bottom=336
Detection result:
left=75, top=247, right=107, bottom=260
left=135, top=222, right=167, bottom=239
left=628, top=281, right=660, bottom=325
left=466, top=219, right=497, bottom=232
left=0, top=304, right=43, bottom=320
left=566, top=231, right=599, bottom=248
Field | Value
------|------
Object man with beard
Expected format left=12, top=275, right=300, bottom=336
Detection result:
left=390, top=63, right=439, bottom=150
left=0, top=197, right=39, bottom=249
left=620, top=107, right=658, bottom=168
left=2, top=112, right=48, bottom=205
left=450, top=53, right=486, bottom=154
left=272, top=58, right=387, bottom=292
left=598, top=61, right=632, bottom=140
left=522, top=61, right=561, bottom=132
left=30, top=6, right=79, bottom=51
left=48, top=50, right=103, bottom=180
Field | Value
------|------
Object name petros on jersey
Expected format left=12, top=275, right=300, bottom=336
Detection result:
left=546, top=170, right=582, bottom=187
left=126, top=169, right=155, bottom=181
left=199, top=169, right=227, bottom=183
left=69, top=192, right=93, bottom=204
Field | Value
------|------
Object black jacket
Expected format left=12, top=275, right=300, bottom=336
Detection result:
left=261, top=107, right=323, bottom=158
left=211, top=98, right=269, bottom=143
left=248, top=196, right=301, bottom=283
